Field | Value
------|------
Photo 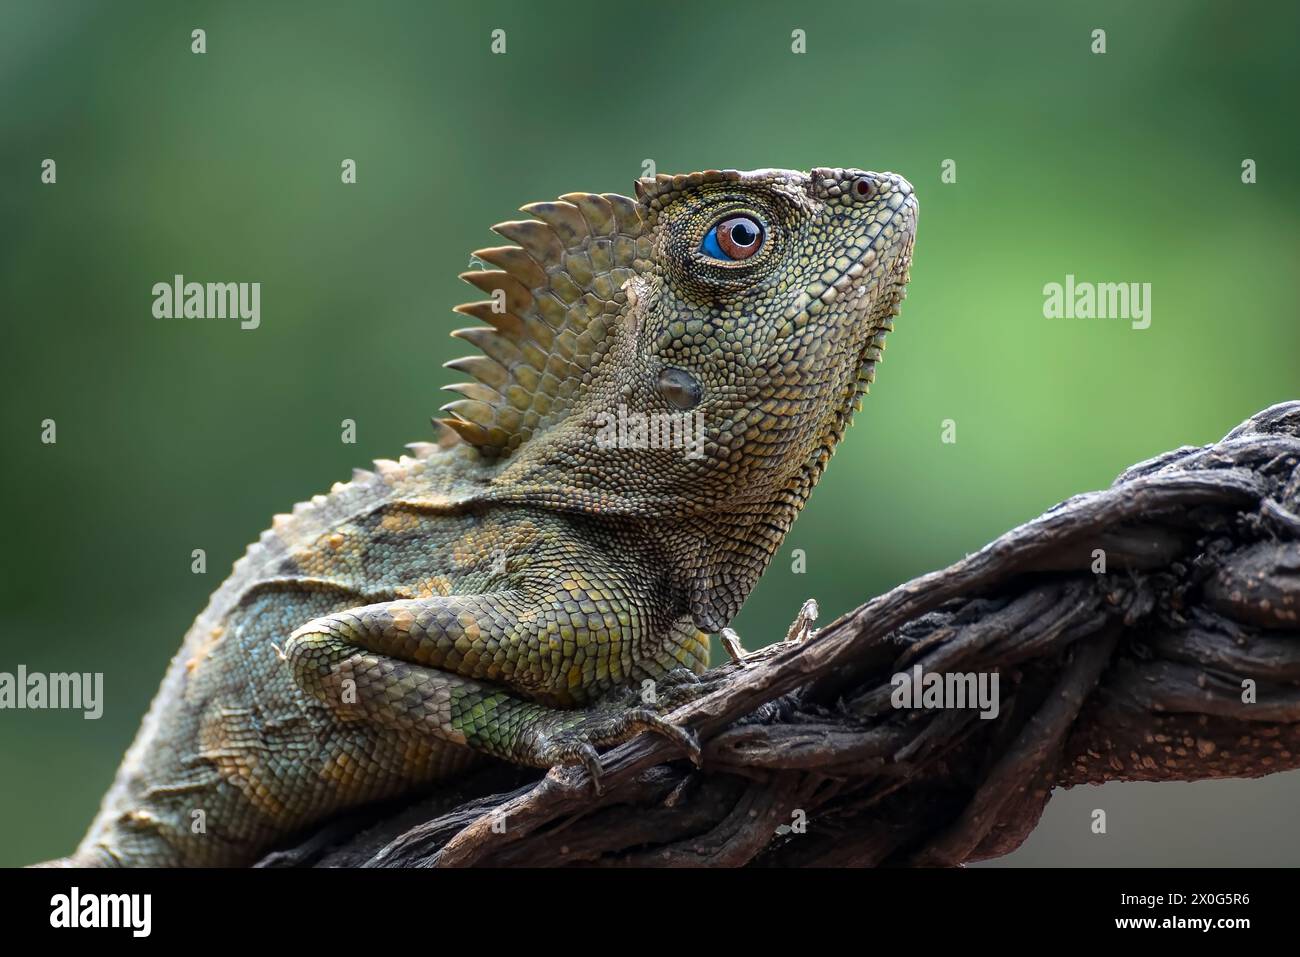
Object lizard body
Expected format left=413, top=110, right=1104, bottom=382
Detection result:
left=67, top=167, right=917, bottom=866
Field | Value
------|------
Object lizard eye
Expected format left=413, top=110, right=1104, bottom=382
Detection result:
left=700, top=215, right=765, bottom=262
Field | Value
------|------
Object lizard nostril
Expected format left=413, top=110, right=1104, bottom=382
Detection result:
left=852, top=176, right=876, bottom=200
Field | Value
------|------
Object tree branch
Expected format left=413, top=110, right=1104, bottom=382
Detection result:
left=258, top=401, right=1300, bottom=868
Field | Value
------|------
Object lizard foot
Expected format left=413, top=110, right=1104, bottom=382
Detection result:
left=644, top=666, right=728, bottom=711
left=534, top=707, right=701, bottom=795
left=718, top=598, right=820, bottom=666
left=603, top=666, right=725, bottom=712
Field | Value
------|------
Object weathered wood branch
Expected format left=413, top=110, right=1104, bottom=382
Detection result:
left=259, top=402, right=1300, bottom=868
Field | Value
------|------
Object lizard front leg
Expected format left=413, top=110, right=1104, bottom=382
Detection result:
left=281, top=589, right=700, bottom=790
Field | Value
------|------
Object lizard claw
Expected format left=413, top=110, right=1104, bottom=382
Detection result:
left=631, top=709, right=703, bottom=767
left=720, top=627, right=749, bottom=666
left=784, top=598, right=819, bottom=644
left=542, top=740, right=606, bottom=794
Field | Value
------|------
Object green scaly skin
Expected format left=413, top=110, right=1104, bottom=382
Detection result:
left=60, top=167, right=917, bottom=866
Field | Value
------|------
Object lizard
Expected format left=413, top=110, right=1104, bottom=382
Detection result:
left=56, top=166, right=917, bottom=866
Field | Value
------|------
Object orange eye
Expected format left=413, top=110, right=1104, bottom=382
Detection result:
left=701, top=215, right=765, bottom=261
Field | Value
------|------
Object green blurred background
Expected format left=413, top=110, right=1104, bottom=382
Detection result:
left=1, top=0, right=1297, bottom=867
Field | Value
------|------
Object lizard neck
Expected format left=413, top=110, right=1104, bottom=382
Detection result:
left=675, top=349, right=881, bottom=632
left=673, top=313, right=903, bottom=630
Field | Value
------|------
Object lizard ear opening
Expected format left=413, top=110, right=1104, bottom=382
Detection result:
left=657, top=367, right=703, bottom=411
left=439, top=191, right=651, bottom=456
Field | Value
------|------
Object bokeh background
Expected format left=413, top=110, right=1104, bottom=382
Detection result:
left=1, top=0, right=1297, bottom=867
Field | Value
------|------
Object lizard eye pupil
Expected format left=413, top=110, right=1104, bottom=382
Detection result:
left=701, top=214, right=765, bottom=262
left=729, top=222, right=757, bottom=246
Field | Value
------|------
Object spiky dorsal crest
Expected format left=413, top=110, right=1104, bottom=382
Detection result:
left=439, top=190, right=650, bottom=455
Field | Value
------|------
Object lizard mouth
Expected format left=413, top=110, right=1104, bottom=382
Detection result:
left=846, top=192, right=918, bottom=329
left=843, top=192, right=917, bottom=392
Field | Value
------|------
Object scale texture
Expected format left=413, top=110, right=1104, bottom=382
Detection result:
left=67, top=167, right=917, bottom=866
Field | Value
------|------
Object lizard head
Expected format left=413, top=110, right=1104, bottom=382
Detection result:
left=441, top=167, right=916, bottom=627
left=622, top=167, right=917, bottom=507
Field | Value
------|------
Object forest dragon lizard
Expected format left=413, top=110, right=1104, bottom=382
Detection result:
left=59, top=167, right=917, bottom=866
